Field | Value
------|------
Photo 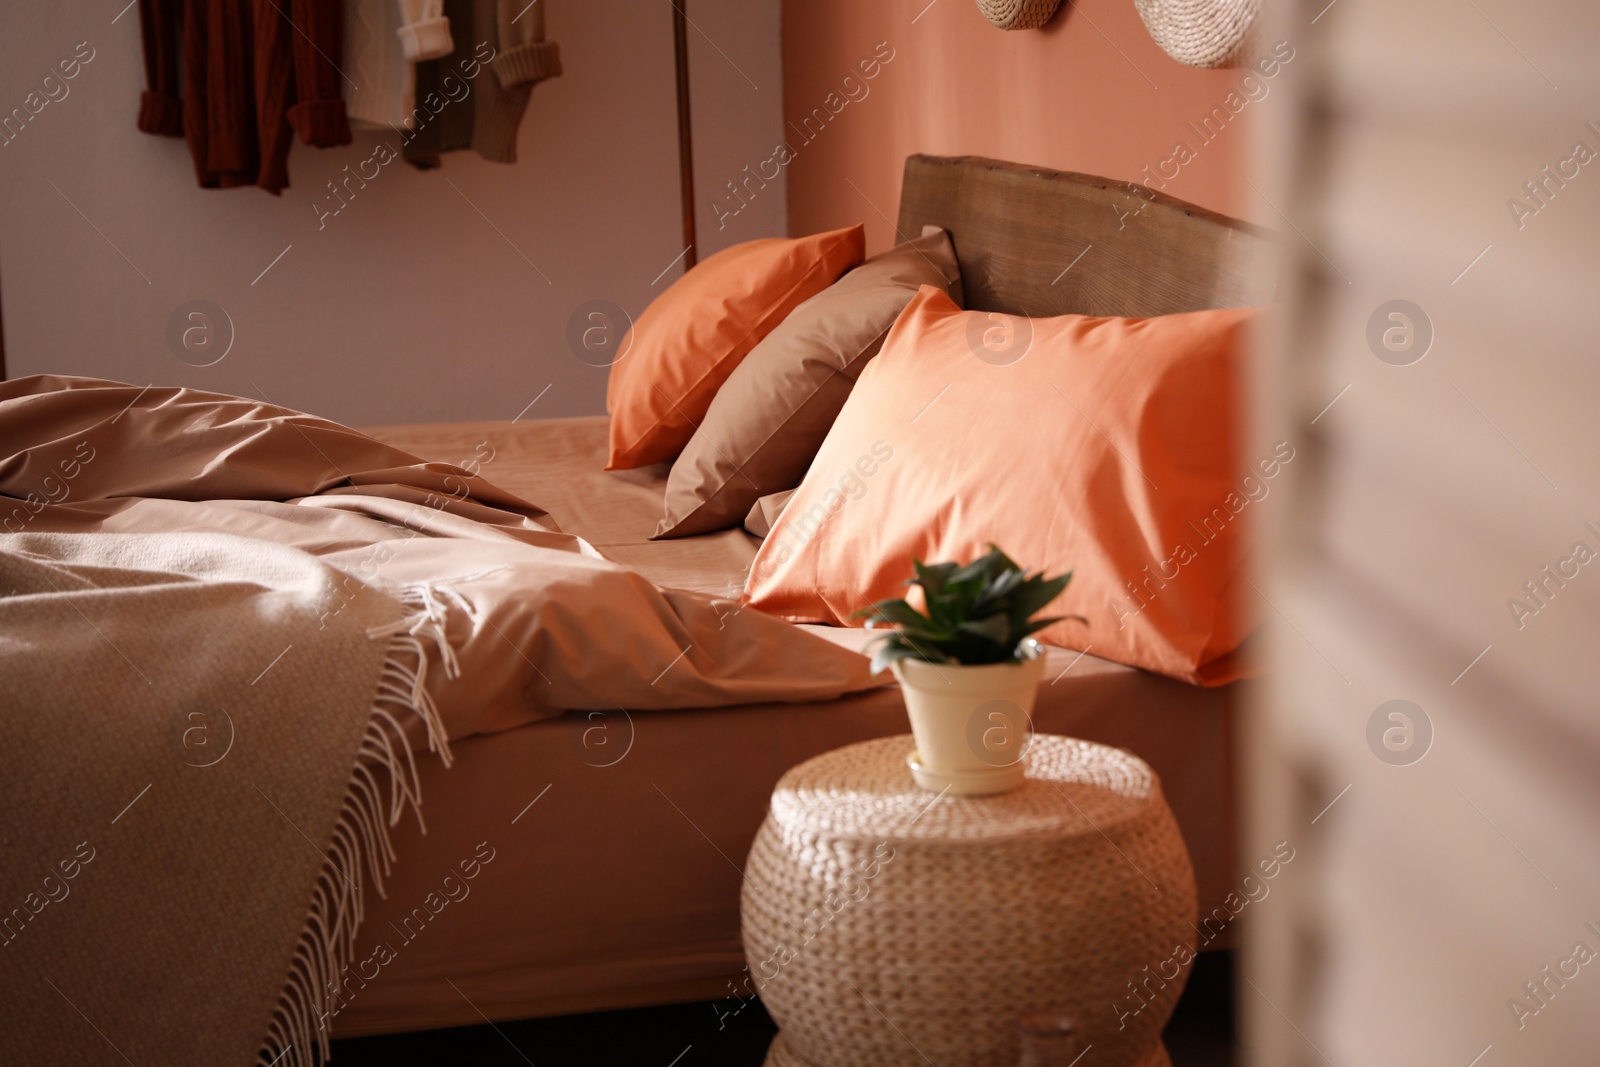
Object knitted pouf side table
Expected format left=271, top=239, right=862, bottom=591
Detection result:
left=741, top=735, right=1197, bottom=1067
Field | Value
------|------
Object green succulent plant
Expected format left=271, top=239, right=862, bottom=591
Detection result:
left=853, top=545, right=1083, bottom=674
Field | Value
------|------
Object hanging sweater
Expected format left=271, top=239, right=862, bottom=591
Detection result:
left=344, top=0, right=456, bottom=132
left=136, top=0, right=354, bottom=194
left=401, top=0, right=560, bottom=168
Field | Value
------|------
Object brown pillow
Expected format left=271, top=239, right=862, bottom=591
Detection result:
left=653, top=227, right=962, bottom=539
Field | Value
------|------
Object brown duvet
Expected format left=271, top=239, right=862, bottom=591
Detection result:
left=0, top=375, right=880, bottom=742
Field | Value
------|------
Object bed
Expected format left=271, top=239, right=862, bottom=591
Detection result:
left=333, top=414, right=1252, bottom=1035
left=0, top=155, right=1274, bottom=1061
left=330, top=156, right=1276, bottom=1037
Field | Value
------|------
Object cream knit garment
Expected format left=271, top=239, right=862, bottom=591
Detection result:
left=396, top=0, right=455, bottom=59
left=345, top=0, right=455, bottom=131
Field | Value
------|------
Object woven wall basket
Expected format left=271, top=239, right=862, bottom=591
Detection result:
left=975, top=0, right=1064, bottom=31
left=1134, top=0, right=1261, bottom=68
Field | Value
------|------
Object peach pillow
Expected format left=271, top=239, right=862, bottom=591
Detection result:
left=605, top=224, right=865, bottom=470
left=743, top=286, right=1266, bottom=685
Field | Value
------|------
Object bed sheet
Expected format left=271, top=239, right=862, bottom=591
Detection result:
left=333, top=417, right=1239, bottom=1036
left=366, top=416, right=759, bottom=598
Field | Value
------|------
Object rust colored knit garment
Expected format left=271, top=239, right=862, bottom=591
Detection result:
left=137, top=0, right=352, bottom=194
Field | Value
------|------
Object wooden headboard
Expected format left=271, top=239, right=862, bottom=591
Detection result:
left=896, top=155, right=1276, bottom=318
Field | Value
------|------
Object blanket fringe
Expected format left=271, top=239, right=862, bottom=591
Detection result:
left=257, top=584, right=462, bottom=1067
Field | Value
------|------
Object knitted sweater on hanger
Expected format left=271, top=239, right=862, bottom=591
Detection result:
left=137, top=0, right=353, bottom=194
left=345, top=0, right=457, bottom=132
left=401, top=0, right=560, bottom=168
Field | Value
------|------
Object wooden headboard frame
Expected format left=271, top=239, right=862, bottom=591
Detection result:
left=896, top=154, right=1276, bottom=318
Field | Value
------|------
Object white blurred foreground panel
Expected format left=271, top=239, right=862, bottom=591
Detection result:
left=1246, top=1, right=1600, bottom=1065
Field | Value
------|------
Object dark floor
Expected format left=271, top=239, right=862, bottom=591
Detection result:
left=332, top=951, right=1236, bottom=1066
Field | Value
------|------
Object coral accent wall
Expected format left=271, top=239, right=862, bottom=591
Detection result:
left=781, top=0, right=1274, bottom=249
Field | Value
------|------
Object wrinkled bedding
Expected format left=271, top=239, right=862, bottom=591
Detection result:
left=0, top=530, right=430, bottom=1067
left=0, top=375, right=879, bottom=738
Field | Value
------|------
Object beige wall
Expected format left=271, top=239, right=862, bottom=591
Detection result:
left=0, top=1, right=784, bottom=426
left=687, top=0, right=787, bottom=259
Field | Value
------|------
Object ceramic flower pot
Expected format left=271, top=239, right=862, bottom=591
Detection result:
left=890, top=640, right=1045, bottom=795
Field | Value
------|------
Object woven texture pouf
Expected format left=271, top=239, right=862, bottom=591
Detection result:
left=742, top=735, right=1197, bottom=1067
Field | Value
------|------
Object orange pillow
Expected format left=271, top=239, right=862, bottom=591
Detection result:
left=743, top=286, right=1269, bottom=685
left=605, top=225, right=865, bottom=469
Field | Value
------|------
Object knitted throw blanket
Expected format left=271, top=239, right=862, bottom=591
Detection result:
left=0, top=531, right=455, bottom=1066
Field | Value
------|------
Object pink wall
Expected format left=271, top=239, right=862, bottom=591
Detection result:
left=781, top=0, right=1278, bottom=250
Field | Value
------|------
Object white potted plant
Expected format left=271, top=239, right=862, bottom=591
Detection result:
left=855, top=546, right=1082, bottom=795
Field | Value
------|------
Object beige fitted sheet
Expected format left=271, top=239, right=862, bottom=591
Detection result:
left=334, top=417, right=1239, bottom=1037
left=367, top=416, right=760, bottom=598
